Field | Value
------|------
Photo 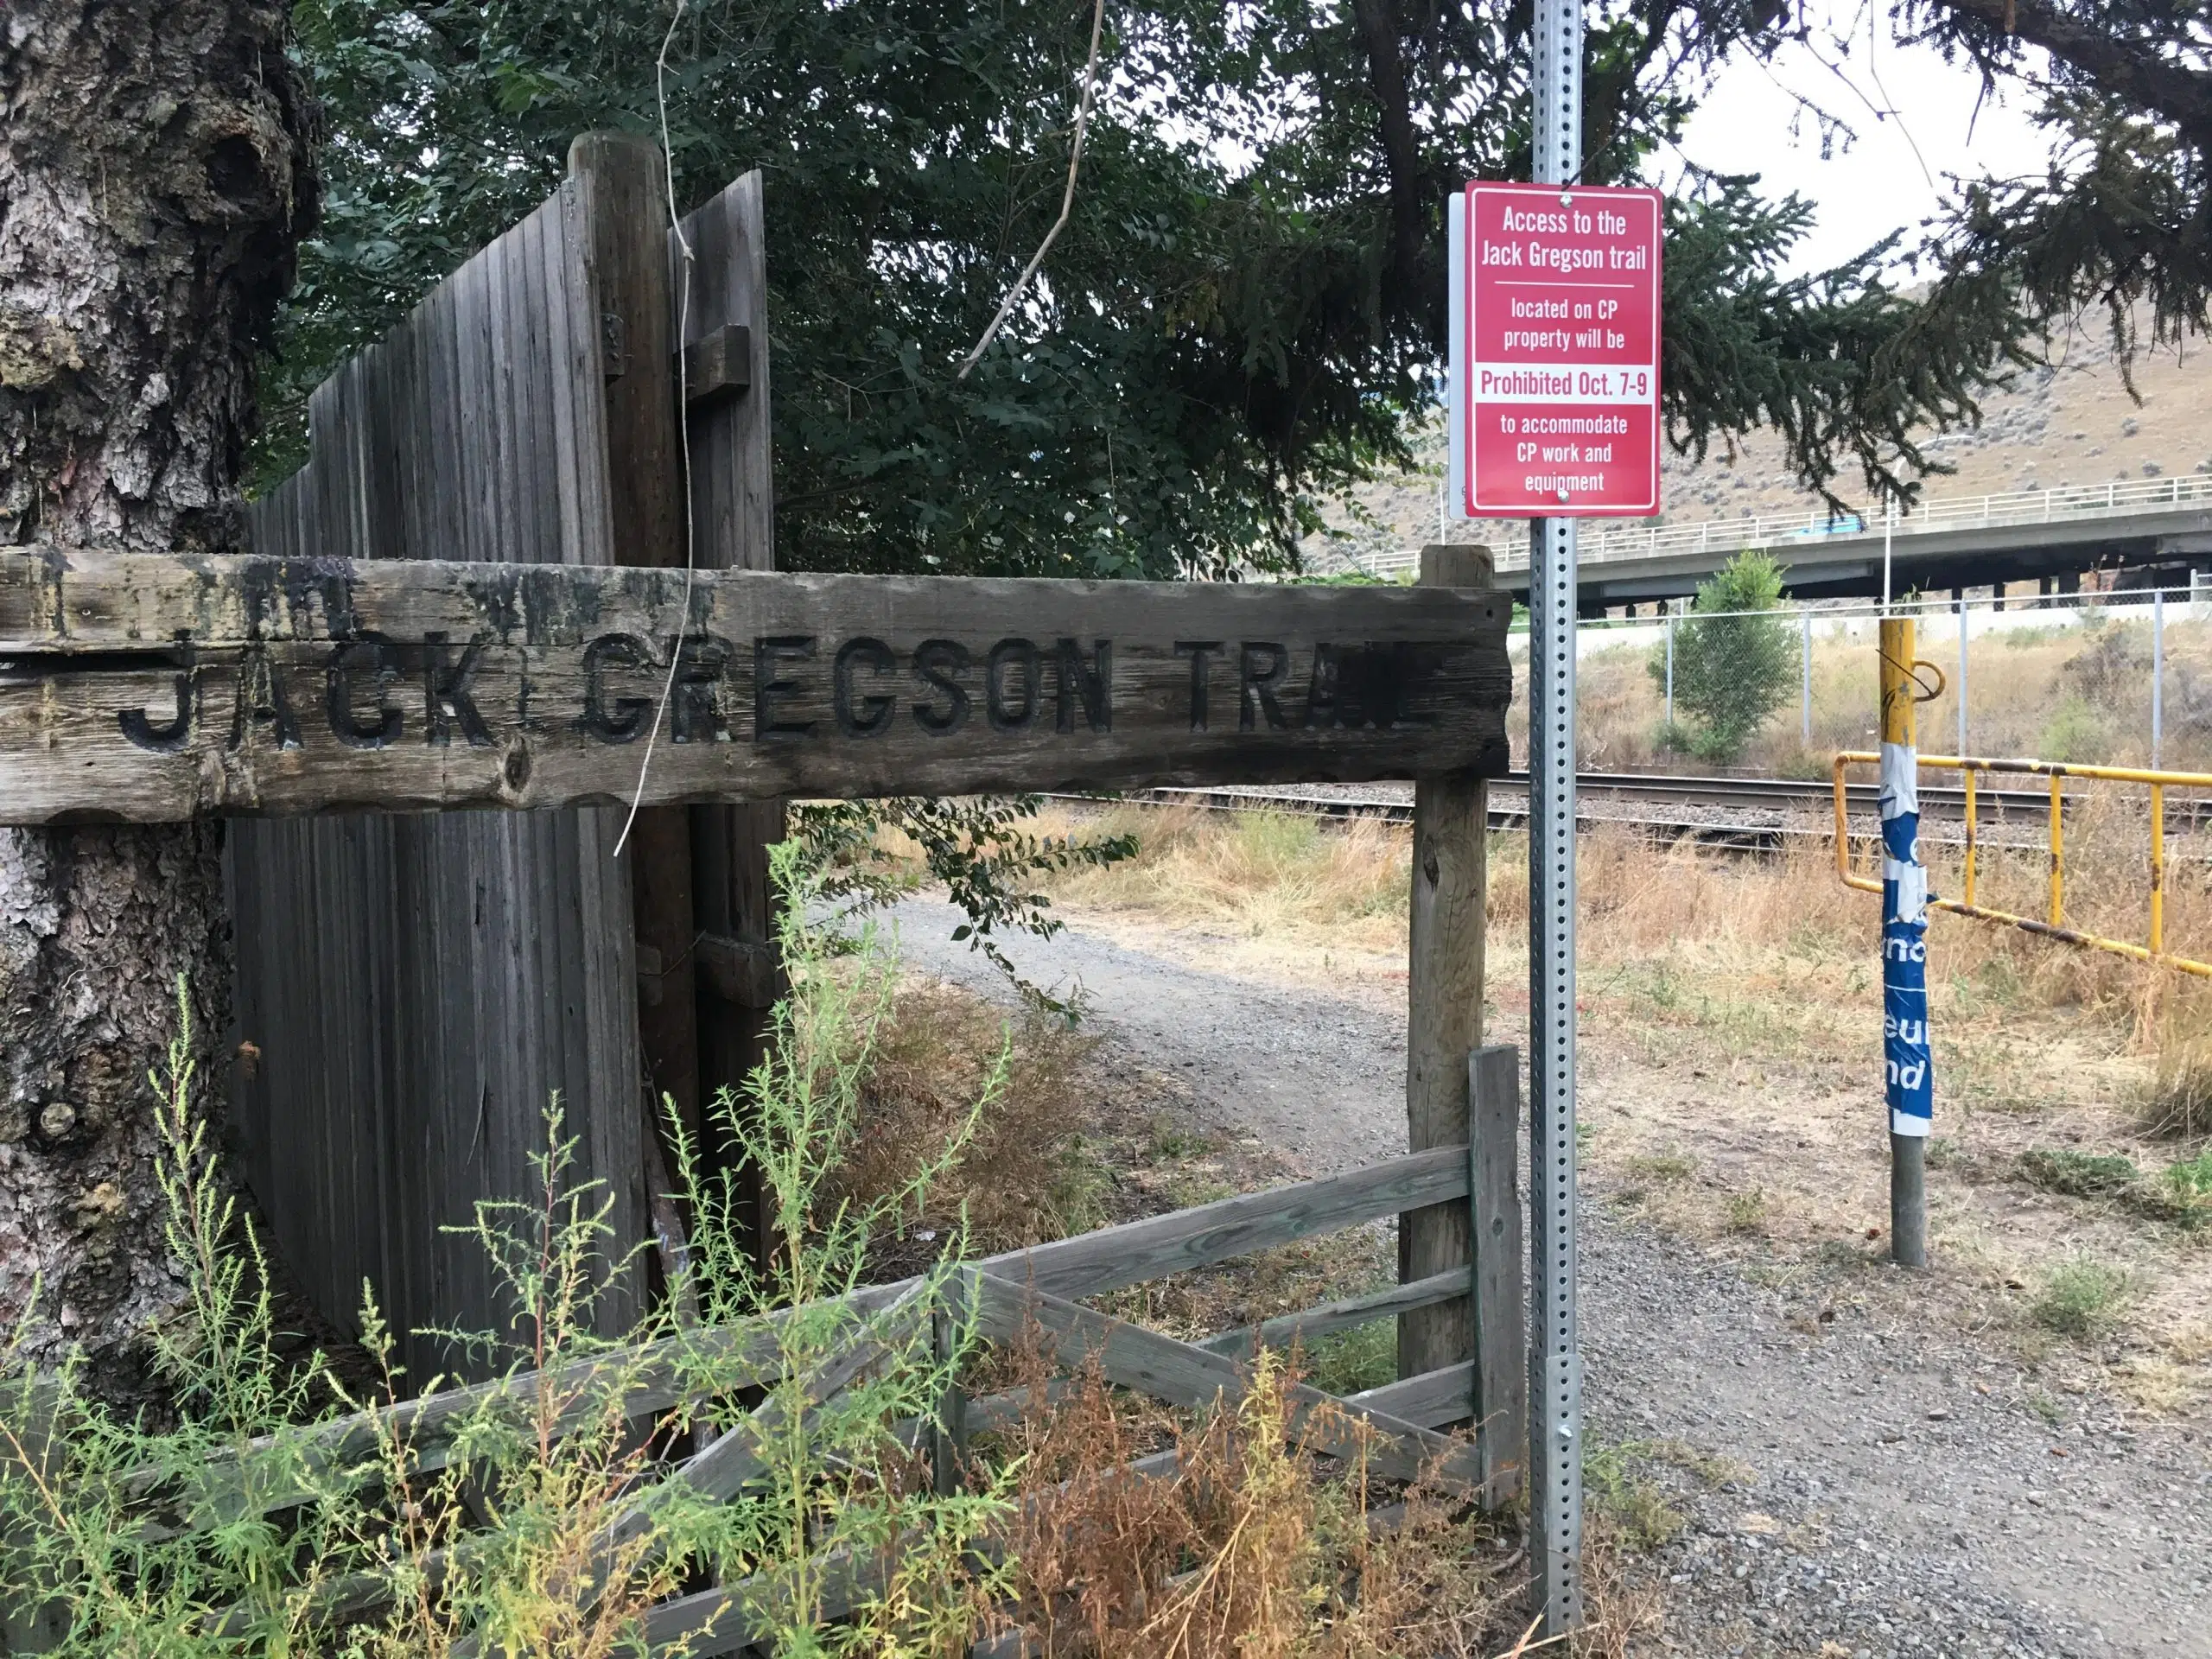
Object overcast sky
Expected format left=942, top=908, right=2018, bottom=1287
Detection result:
left=1666, top=17, right=2054, bottom=276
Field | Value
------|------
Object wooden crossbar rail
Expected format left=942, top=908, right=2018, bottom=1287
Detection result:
left=1198, top=1266, right=1473, bottom=1360
left=982, top=1142, right=1471, bottom=1301
left=0, top=548, right=1510, bottom=823
left=963, top=1271, right=1493, bottom=1497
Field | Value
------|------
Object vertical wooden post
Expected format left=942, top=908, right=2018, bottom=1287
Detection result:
left=1469, top=1044, right=1527, bottom=1504
left=673, top=173, right=785, bottom=1258
left=569, top=132, right=704, bottom=1218
left=1400, top=543, right=1493, bottom=1382
left=930, top=1302, right=969, bottom=1497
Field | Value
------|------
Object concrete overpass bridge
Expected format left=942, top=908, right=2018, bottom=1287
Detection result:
left=1365, top=474, right=2212, bottom=613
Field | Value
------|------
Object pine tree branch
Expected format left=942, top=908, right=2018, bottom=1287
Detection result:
left=1921, top=0, right=2212, bottom=152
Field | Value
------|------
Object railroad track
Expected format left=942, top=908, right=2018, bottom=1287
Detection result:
left=1044, top=771, right=2209, bottom=854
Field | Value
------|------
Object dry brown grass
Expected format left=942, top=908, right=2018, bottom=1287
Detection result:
left=2141, top=984, right=2212, bottom=1141
left=1014, top=794, right=2212, bottom=1077
left=1029, top=804, right=1412, bottom=955
left=830, top=979, right=1110, bottom=1255
left=993, top=1343, right=1522, bottom=1658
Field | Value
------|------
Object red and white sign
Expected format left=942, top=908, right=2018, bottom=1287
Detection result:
left=1456, top=181, right=1662, bottom=518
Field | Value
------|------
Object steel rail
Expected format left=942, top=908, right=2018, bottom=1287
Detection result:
left=1044, top=769, right=2078, bottom=821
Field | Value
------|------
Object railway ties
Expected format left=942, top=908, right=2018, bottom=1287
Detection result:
left=1043, top=771, right=2212, bottom=860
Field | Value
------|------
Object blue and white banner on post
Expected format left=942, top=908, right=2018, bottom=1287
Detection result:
left=1880, top=740, right=1935, bottom=1135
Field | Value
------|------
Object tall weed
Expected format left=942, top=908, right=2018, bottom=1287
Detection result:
left=0, top=846, right=1006, bottom=1657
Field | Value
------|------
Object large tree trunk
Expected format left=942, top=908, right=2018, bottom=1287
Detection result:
left=0, top=2, right=315, bottom=1382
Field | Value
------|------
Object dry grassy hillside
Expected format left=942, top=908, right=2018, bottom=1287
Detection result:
left=1307, top=320, right=2212, bottom=570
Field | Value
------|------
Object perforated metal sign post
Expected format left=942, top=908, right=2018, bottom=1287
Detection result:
left=1526, top=0, right=1592, bottom=1637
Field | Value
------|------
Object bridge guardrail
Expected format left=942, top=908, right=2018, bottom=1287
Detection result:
left=1359, top=472, right=2212, bottom=578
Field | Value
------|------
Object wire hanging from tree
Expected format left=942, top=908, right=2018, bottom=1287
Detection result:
left=957, top=0, right=1108, bottom=379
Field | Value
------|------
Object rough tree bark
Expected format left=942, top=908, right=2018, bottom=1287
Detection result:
left=0, top=2, right=315, bottom=1381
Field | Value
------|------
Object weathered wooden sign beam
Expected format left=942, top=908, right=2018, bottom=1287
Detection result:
left=0, top=548, right=1510, bottom=823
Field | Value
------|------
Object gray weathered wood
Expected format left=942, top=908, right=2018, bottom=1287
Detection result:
left=1344, top=1362, right=1478, bottom=1433
left=1399, top=542, right=1494, bottom=1389
left=0, top=552, right=1512, bottom=823
left=224, top=166, right=644, bottom=1383
left=571, top=132, right=704, bottom=1183
left=678, top=323, right=752, bottom=404
left=163, top=1279, right=916, bottom=1536
left=1469, top=1043, right=1527, bottom=1505
left=671, top=172, right=783, bottom=1264
left=569, top=1283, right=922, bottom=1646
left=985, top=1142, right=1470, bottom=1302
left=969, top=1272, right=1488, bottom=1495
left=1198, top=1266, right=1471, bottom=1360
left=693, top=932, right=780, bottom=1008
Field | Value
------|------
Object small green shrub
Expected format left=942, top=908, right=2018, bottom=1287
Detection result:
left=2031, top=1256, right=2133, bottom=1339
left=1621, top=1152, right=1695, bottom=1185
left=1644, top=550, right=1800, bottom=763
left=1724, top=1189, right=1768, bottom=1235
left=2129, top=1148, right=2212, bottom=1230
left=2166, top=1147, right=2212, bottom=1194
left=1583, top=1442, right=1686, bottom=1552
left=2018, top=1147, right=2139, bottom=1196
left=1297, top=1322, right=1396, bottom=1399
left=2037, top=693, right=2108, bottom=763
left=1232, top=809, right=1323, bottom=868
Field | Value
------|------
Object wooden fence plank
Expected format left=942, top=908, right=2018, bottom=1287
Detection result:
left=0, top=554, right=1511, bottom=823
left=674, top=168, right=782, bottom=1267
left=1468, top=1043, right=1528, bottom=1504
left=156, top=1143, right=1478, bottom=1538
left=1344, top=1362, right=1478, bottom=1433
left=986, top=1143, right=1469, bottom=1302
left=969, top=1272, right=1488, bottom=1496
left=1198, top=1266, right=1471, bottom=1360
left=570, top=133, right=704, bottom=1176
left=223, top=169, right=646, bottom=1382
left=162, top=1280, right=918, bottom=1536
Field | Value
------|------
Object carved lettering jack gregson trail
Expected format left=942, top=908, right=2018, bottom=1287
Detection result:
left=0, top=548, right=1512, bottom=823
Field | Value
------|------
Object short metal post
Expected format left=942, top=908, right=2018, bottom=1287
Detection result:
left=1664, top=607, right=1675, bottom=729
left=2153, top=587, right=2164, bottom=767
left=1878, top=619, right=1931, bottom=1266
left=2152, top=783, right=2167, bottom=957
left=1801, top=610, right=1813, bottom=746
left=2049, top=775, right=2064, bottom=926
left=1957, top=596, right=1968, bottom=760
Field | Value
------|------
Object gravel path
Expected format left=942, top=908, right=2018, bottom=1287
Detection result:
left=890, top=899, right=2212, bottom=1657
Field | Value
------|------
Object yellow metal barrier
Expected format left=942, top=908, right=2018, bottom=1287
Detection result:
left=1832, top=751, right=2212, bottom=979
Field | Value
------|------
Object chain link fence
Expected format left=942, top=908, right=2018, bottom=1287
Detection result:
left=1496, top=583, right=2212, bottom=778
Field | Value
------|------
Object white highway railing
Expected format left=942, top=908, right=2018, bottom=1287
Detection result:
left=1357, top=472, right=2212, bottom=578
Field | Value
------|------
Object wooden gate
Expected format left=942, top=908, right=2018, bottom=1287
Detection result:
left=225, top=136, right=779, bottom=1377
